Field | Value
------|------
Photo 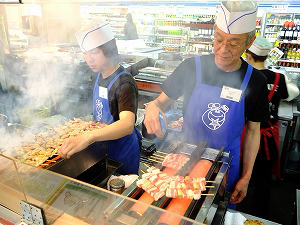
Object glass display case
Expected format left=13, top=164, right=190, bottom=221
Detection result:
left=0, top=154, right=205, bottom=225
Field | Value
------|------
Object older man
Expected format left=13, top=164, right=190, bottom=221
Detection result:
left=144, top=2, right=269, bottom=208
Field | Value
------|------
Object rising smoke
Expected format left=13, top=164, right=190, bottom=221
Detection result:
left=0, top=3, right=94, bottom=156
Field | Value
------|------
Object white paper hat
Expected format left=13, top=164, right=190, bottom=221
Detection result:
left=216, top=2, right=257, bottom=34
left=76, top=23, right=114, bottom=52
left=248, top=37, right=273, bottom=56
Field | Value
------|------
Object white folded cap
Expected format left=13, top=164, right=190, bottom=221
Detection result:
left=248, top=37, right=273, bottom=56
left=75, top=22, right=115, bottom=52
left=216, top=1, right=257, bottom=34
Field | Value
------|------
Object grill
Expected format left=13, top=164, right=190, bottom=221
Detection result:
left=102, top=142, right=232, bottom=225
left=2, top=120, right=116, bottom=187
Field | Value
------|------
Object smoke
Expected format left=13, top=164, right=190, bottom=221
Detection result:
left=0, top=48, right=93, bottom=157
left=0, top=125, right=36, bottom=157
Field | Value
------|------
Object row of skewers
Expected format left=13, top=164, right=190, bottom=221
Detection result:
left=10, top=118, right=106, bottom=167
left=137, top=151, right=215, bottom=201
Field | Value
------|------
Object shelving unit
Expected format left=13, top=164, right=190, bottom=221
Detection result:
left=262, top=13, right=293, bottom=43
left=79, top=5, right=216, bottom=53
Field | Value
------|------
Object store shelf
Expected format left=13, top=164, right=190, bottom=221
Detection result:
left=266, top=38, right=278, bottom=41
left=265, top=31, right=279, bottom=34
left=138, top=25, right=155, bottom=27
left=139, top=34, right=155, bottom=36
left=182, top=23, right=214, bottom=29
left=186, top=41, right=213, bottom=45
left=155, top=26, right=183, bottom=30
left=278, top=59, right=300, bottom=63
left=155, top=43, right=182, bottom=46
left=281, top=40, right=300, bottom=44
left=266, top=24, right=284, bottom=26
left=155, top=34, right=183, bottom=38
left=192, top=35, right=214, bottom=38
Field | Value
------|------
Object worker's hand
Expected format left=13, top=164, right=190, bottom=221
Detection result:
left=230, top=177, right=250, bottom=204
left=144, top=101, right=166, bottom=139
left=60, top=132, right=94, bottom=159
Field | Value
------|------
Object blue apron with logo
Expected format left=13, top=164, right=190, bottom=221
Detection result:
left=93, top=70, right=140, bottom=175
left=183, top=56, right=253, bottom=208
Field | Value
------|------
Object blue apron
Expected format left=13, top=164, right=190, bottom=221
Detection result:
left=182, top=56, right=253, bottom=209
left=93, top=70, right=140, bottom=175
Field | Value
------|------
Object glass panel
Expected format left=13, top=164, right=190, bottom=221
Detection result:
left=0, top=154, right=26, bottom=215
left=10, top=160, right=204, bottom=225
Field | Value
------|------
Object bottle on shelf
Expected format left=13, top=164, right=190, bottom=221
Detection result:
left=283, top=44, right=288, bottom=59
left=293, top=25, right=298, bottom=40
left=280, top=22, right=287, bottom=40
left=286, top=25, right=292, bottom=41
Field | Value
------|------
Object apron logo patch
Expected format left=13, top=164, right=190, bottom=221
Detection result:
left=95, top=99, right=103, bottom=121
left=202, top=103, right=229, bottom=130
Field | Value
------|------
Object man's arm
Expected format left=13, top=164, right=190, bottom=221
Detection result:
left=230, top=120, right=260, bottom=204
left=144, top=92, right=173, bottom=138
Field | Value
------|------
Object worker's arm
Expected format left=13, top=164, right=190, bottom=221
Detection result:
left=144, top=92, right=173, bottom=138
left=230, top=121, right=260, bottom=204
left=60, top=111, right=135, bottom=158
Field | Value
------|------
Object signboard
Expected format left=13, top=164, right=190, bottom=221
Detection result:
left=271, top=5, right=289, bottom=12
left=267, top=47, right=284, bottom=66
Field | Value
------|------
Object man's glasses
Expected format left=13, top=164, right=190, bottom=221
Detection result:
left=213, top=37, right=246, bottom=49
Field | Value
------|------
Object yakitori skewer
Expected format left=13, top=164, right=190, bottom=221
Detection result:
left=156, top=151, right=168, bottom=155
left=150, top=155, right=164, bottom=161
left=152, top=154, right=165, bottom=159
left=46, top=159, right=56, bottom=162
left=143, top=163, right=150, bottom=168
left=148, top=158, right=162, bottom=164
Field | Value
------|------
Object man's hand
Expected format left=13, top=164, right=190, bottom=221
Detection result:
left=144, top=92, right=173, bottom=138
left=230, top=177, right=250, bottom=204
left=60, top=133, right=94, bottom=159
left=144, top=101, right=166, bottom=138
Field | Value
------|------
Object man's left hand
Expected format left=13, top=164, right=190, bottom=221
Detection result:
left=230, top=177, right=250, bottom=204
left=60, top=133, right=94, bottom=159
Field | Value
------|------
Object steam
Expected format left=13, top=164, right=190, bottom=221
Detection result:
left=0, top=49, right=93, bottom=156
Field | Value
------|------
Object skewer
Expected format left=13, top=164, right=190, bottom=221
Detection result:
left=40, top=163, right=49, bottom=166
left=148, top=158, right=162, bottom=164
left=141, top=170, right=146, bottom=174
left=205, top=181, right=216, bottom=183
left=156, top=151, right=168, bottom=155
left=143, top=163, right=150, bottom=168
left=149, top=155, right=164, bottom=161
left=148, top=157, right=163, bottom=162
left=205, top=186, right=215, bottom=188
left=201, top=194, right=215, bottom=196
left=152, top=154, right=165, bottom=159
left=46, top=160, right=56, bottom=162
